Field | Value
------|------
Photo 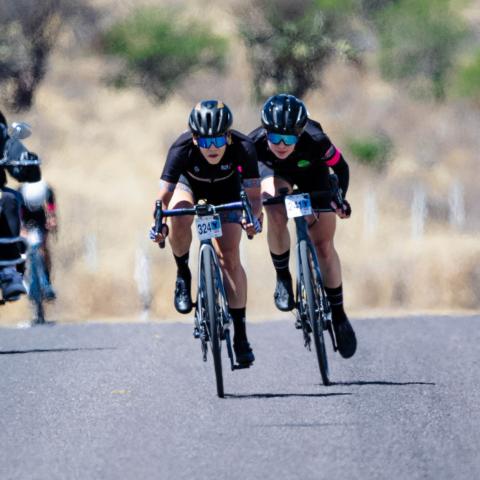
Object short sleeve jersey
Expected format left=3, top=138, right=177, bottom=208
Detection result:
left=161, top=129, right=260, bottom=184
left=249, top=119, right=343, bottom=177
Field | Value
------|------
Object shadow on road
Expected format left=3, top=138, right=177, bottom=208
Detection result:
left=225, top=392, right=352, bottom=399
left=0, top=347, right=116, bottom=355
left=258, top=422, right=356, bottom=428
left=332, top=380, right=435, bottom=386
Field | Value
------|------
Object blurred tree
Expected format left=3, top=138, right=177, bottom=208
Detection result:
left=237, top=0, right=360, bottom=101
left=375, top=0, right=467, bottom=101
left=0, top=0, right=98, bottom=111
left=101, top=8, right=228, bottom=103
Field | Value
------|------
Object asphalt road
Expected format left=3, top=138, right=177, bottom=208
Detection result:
left=1, top=315, right=480, bottom=480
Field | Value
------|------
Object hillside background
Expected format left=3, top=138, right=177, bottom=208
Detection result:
left=1, top=0, right=480, bottom=324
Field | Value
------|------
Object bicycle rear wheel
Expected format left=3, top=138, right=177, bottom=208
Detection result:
left=28, top=252, right=45, bottom=325
left=299, top=240, right=330, bottom=386
left=202, top=247, right=224, bottom=398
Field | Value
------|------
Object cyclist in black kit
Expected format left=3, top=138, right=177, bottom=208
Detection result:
left=0, top=110, right=41, bottom=301
left=250, top=94, right=357, bottom=359
left=150, top=100, right=262, bottom=366
left=19, top=180, right=57, bottom=300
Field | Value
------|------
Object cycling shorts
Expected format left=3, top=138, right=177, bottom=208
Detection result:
left=177, top=174, right=243, bottom=224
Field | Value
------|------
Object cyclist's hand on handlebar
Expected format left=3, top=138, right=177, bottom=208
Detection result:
left=330, top=198, right=351, bottom=219
left=149, top=223, right=169, bottom=243
left=241, top=213, right=263, bottom=237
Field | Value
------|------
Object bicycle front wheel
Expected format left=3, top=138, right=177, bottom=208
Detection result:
left=299, top=240, right=330, bottom=386
left=202, top=247, right=224, bottom=398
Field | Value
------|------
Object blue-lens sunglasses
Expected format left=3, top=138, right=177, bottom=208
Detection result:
left=267, top=132, right=299, bottom=146
left=196, top=135, right=228, bottom=149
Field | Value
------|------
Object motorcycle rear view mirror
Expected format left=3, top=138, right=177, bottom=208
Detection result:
left=9, top=122, right=32, bottom=140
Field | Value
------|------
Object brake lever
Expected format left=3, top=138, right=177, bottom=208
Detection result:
left=239, top=190, right=255, bottom=240
left=153, top=200, right=166, bottom=249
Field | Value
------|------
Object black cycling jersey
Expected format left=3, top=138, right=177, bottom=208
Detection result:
left=160, top=129, right=260, bottom=212
left=161, top=129, right=260, bottom=185
left=249, top=119, right=349, bottom=199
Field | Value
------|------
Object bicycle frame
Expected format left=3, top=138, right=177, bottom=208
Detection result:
left=154, top=193, right=254, bottom=396
left=263, top=183, right=341, bottom=385
left=195, top=240, right=232, bottom=361
left=293, top=216, right=333, bottom=347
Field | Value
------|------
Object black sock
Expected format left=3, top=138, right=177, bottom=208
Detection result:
left=325, top=285, right=347, bottom=323
left=174, top=252, right=191, bottom=279
left=229, top=307, right=247, bottom=343
left=270, top=250, right=291, bottom=278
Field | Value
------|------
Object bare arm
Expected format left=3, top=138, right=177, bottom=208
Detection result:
left=157, top=179, right=176, bottom=210
left=243, top=178, right=262, bottom=218
left=151, top=179, right=177, bottom=243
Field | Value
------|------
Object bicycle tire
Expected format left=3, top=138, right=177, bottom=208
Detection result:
left=202, top=247, right=224, bottom=398
left=299, top=240, right=330, bottom=386
left=28, top=251, right=45, bottom=325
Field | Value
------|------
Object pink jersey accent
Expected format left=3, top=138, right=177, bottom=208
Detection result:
left=325, top=147, right=341, bottom=167
left=46, top=203, right=56, bottom=213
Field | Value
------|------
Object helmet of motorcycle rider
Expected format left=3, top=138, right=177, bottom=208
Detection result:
left=21, top=180, right=48, bottom=211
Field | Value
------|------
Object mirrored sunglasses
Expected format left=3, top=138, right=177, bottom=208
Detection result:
left=267, top=132, right=299, bottom=146
left=197, top=135, right=227, bottom=149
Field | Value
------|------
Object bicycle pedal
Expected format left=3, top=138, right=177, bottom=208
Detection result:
left=193, top=327, right=200, bottom=339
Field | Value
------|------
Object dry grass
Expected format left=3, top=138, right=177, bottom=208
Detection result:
left=2, top=0, right=480, bottom=325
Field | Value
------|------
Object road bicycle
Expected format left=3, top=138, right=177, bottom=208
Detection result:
left=24, top=224, right=52, bottom=325
left=154, top=190, right=255, bottom=398
left=263, top=175, right=345, bottom=386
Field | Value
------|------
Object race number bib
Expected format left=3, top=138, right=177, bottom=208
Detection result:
left=285, top=193, right=312, bottom=218
left=195, top=215, right=222, bottom=240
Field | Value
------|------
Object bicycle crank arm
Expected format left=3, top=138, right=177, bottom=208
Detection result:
left=326, top=320, right=338, bottom=352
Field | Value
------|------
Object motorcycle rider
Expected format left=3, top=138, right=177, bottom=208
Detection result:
left=0, top=109, right=41, bottom=301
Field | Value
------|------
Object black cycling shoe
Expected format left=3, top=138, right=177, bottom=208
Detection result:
left=174, top=276, right=192, bottom=314
left=274, top=274, right=295, bottom=312
left=333, top=315, right=357, bottom=359
left=234, top=340, right=255, bottom=366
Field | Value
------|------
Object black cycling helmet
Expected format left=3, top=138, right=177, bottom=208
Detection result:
left=261, top=94, right=308, bottom=135
left=188, top=100, right=233, bottom=137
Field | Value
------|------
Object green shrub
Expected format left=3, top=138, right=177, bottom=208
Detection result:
left=102, top=8, right=228, bottom=102
left=346, top=134, right=393, bottom=170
